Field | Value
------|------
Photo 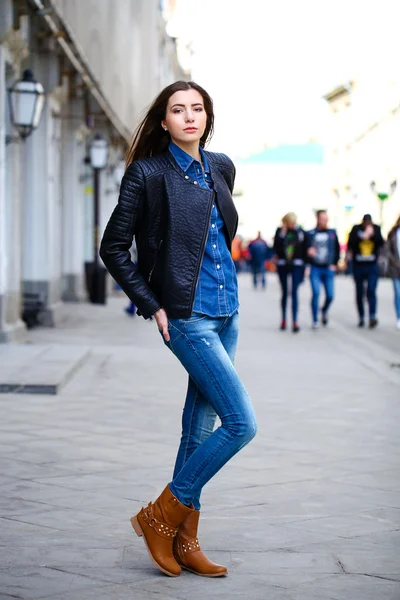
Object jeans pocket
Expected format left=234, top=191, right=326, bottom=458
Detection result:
left=161, top=319, right=184, bottom=349
left=179, top=313, right=208, bottom=324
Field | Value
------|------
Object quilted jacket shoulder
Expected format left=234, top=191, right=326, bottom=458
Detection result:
left=206, top=151, right=234, bottom=170
left=205, top=152, right=236, bottom=194
left=133, top=153, right=173, bottom=179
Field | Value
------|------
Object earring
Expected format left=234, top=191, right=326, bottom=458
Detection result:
left=163, top=126, right=168, bottom=131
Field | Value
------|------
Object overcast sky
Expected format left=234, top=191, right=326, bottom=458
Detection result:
left=166, top=0, right=400, bottom=157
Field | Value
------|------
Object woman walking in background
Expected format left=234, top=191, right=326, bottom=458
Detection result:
left=347, top=214, right=384, bottom=328
left=385, top=215, right=400, bottom=329
left=273, top=212, right=307, bottom=333
left=100, top=81, right=257, bottom=578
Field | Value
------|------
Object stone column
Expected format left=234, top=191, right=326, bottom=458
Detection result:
left=0, top=44, right=27, bottom=342
left=0, top=46, right=9, bottom=341
left=61, top=99, right=86, bottom=301
left=22, top=52, right=63, bottom=326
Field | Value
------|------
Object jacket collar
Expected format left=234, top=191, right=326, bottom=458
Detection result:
left=168, top=141, right=210, bottom=174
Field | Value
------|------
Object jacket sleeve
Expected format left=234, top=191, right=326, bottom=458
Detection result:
left=301, top=230, right=309, bottom=262
left=273, top=228, right=280, bottom=255
left=374, top=225, right=385, bottom=249
left=99, top=162, right=161, bottom=319
left=347, top=226, right=357, bottom=254
left=333, top=231, right=340, bottom=265
left=385, top=235, right=395, bottom=262
left=304, top=230, right=313, bottom=262
left=228, top=161, right=236, bottom=194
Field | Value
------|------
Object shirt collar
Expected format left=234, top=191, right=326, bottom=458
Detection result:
left=168, top=141, right=210, bottom=174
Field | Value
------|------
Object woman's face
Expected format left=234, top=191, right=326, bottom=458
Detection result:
left=162, top=89, right=207, bottom=146
left=287, top=219, right=296, bottom=230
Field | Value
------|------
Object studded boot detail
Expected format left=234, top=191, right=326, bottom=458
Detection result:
left=174, top=510, right=228, bottom=577
left=130, top=485, right=194, bottom=577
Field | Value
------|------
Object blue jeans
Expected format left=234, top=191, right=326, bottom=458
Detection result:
left=310, top=265, right=335, bottom=323
left=277, top=265, right=304, bottom=322
left=161, top=312, right=257, bottom=509
left=251, top=264, right=266, bottom=288
left=353, top=263, right=379, bottom=320
left=392, top=278, right=400, bottom=319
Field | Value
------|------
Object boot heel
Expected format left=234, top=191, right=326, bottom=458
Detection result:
left=130, top=515, right=143, bottom=537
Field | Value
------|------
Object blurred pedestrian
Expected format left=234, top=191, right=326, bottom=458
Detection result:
left=241, top=242, right=251, bottom=271
left=124, top=300, right=136, bottom=316
left=231, top=234, right=243, bottom=272
left=248, top=231, right=269, bottom=289
left=273, top=212, right=306, bottom=333
left=348, top=214, right=384, bottom=328
left=385, top=215, right=400, bottom=329
left=306, top=210, right=340, bottom=329
left=100, top=81, right=256, bottom=578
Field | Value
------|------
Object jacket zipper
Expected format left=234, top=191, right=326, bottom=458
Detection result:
left=187, top=192, right=214, bottom=311
left=148, top=239, right=163, bottom=282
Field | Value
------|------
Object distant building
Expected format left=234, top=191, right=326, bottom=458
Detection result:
left=324, top=77, right=400, bottom=242
left=234, top=142, right=328, bottom=242
left=0, top=0, right=185, bottom=342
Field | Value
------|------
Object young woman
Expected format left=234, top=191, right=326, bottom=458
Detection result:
left=100, top=81, right=257, bottom=578
left=273, top=212, right=307, bottom=333
left=385, top=215, right=400, bottom=329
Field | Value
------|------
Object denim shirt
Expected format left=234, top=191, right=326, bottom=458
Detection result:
left=168, top=141, right=239, bottom=317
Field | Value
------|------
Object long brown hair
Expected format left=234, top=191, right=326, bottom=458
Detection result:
left=388, top=215, right=400, bottom=238
left=126, top=81, right=214, bottom=166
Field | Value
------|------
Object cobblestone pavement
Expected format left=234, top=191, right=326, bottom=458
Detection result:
left=0, top=275, right=399, bottom=600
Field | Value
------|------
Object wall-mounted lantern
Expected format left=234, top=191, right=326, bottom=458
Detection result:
left=8, top=69, right=45, bottom=140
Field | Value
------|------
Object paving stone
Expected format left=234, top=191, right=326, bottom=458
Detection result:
left=0, top=345, right=90, bottom=394
left=296, top=573, right=400, bottom=600
left=283, top=511, right=399, bottom=538
left=333, top=469, right=400, bottom=493
left=0, top=567, right=108, bottom=599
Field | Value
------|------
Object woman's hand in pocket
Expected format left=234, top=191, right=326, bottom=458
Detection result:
left=154, top=308, right=170, bottom=342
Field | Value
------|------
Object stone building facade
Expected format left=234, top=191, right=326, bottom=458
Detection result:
left=0, top=0, right=184, bottom=342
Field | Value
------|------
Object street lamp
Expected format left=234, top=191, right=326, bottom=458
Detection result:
left=88, top=134, right=109, bottom=304
left=8, top=69, right=45, bottom=140
left=89, top=134, right=109, bottom=169
left=370, top=180, right=397, bottom=227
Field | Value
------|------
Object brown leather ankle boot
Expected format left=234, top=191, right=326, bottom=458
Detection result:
left=130, top=485, right=194, bottom=577
left=173, top=510, right=228, bottom=577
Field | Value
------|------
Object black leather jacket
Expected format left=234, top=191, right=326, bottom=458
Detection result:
left=273, top=227, right=307, bottom=266
left=100, top=151, right=238, bottom=319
